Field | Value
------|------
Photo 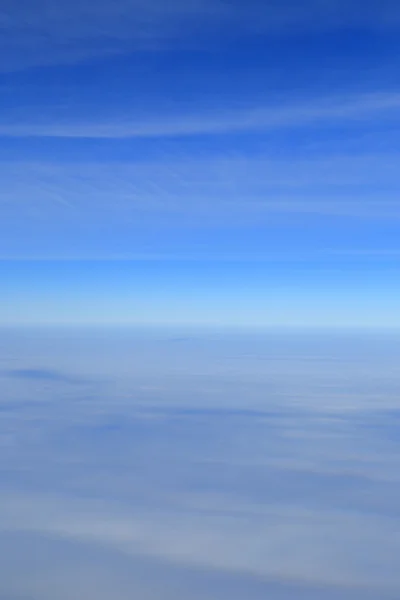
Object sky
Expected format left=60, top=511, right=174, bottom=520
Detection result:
left=2, top=6, right=400, bottom=596
left=2, top=0, right=400, bottom=325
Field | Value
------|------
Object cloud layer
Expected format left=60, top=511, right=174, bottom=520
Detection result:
left=1, top=328, right=400, bottom=598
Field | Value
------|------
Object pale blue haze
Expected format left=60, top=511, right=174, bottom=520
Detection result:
left=1, top=328, right=400, bottom=599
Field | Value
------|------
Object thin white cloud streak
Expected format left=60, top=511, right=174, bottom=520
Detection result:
left=1, top=249, right=399, bottom=261
left=0, top=0, right=224, bottom=71
left=328, top=249, right=400, bottom=257
left=1, top=0, right=400, bottom=71
left=1, top=92, right=400, bottom=138
left=1, top=152, right=400, bottom=225
left=1, top=490, right=400, bottom=590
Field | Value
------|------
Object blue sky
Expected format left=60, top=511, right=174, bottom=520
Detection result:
left=2, top=0, right=400, bottom=326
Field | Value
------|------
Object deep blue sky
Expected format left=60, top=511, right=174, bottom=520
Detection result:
left=2, top=0, right=400, bottom=326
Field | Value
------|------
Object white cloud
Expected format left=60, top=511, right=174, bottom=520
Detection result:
left=1, top=327, right=400, bottom=592
left=1, top=91, right=400, bottom=138
left=1, top=151, right=400, bottom=228
left=1, top=486, right=400, bottom=592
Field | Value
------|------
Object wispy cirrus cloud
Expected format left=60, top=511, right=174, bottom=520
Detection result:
left=0, top=0, right=223, bottom=71
left=1, top=151, right=400, bottom=225
left=1, top=0, right=400, bottom=71
left=1, top=91, right=400, bottom=139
